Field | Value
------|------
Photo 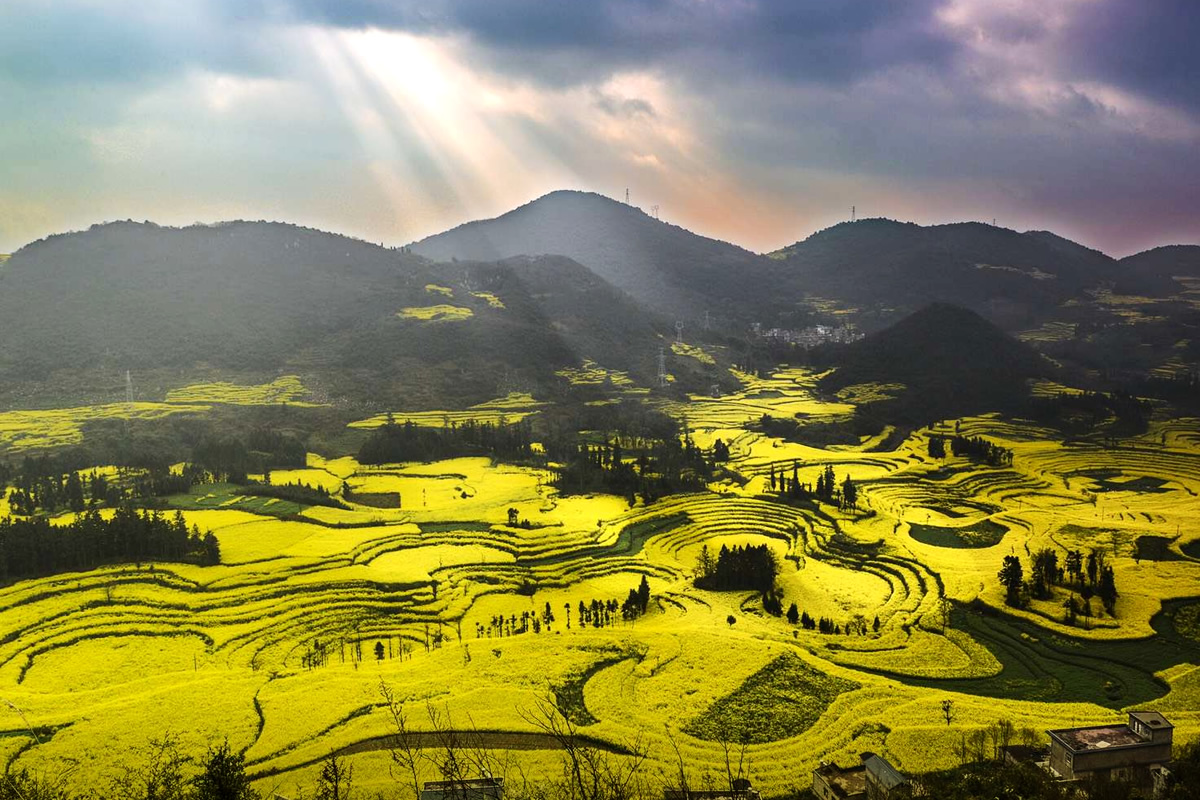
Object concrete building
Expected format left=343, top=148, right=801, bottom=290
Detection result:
left=812, top=753, right=909, bottom=800
left=1047, top=711, right=1173, bottom=789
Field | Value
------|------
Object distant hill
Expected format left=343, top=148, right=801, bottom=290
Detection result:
left=819, top=303, right=1048, bottom=423
left=0, top=221, right=685, bottom=409
left=412, top=190, right=776, bottom=322
left=1114, top=245, right=1200, bottom=296
left=769, top=219, right=1118, bottom=330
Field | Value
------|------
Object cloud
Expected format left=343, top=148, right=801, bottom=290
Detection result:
left=0, top=0, right=1197, bottom=257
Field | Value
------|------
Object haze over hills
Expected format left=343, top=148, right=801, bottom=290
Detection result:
left=1, top=195, right=1197, bottom=413
left=0, top=221, right=688, bottom=408
left=412, top=190, right=777, bottom=323
left=768, top=219, right=1120, bottom=330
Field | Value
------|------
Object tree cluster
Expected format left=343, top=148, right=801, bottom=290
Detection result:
left=694, top=543, right=778, bottom=593
left=358, top=419, right=535, bottom=465
left=0, top=506, right=218, bottom=585
left=551, top=434, right=715, bottom=503
left=929, top=434, right=1013, bottom=466
left=998, top=546, right=1117, bottom=619
left=768, top=462, right=858, bottom=511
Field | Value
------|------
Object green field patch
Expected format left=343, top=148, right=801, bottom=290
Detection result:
left=892, top=603, right=1200, bottom=707
left=1174, top=603, right=1200, bottom=643
left=552, top=645, right=643, bottom=726
left=683, top=652, right=858, bottom=744
left=1136, top=535, right=1183, bottom=562
left=168, top=483, right=305, bottom=517
left=416, top=521, right=495, bottom=534
left=908, top=519, right=1007, bottom=549
left=1079, top=470, right=1172, bottom=494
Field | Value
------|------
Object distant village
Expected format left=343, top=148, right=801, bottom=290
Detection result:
left=751, top=323, right=864, bottom=348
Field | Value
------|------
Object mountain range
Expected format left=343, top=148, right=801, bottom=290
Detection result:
left=0, top=190, right=1196, bottom=414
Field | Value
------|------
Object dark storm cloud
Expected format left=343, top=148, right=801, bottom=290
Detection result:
left=1062, top=0, right=1200, bottom=114
left=265, top=0, right=958, bottom=87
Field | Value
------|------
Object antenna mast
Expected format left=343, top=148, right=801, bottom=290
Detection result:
left=651, top=204, right=660, bottom=220
left=851, top=205, right=856, bottom=222
left=675, top=321, right=684, bottom=344
left=625, top=188, right=630, bottom=204
left=125, top=370, right=134, bottom=406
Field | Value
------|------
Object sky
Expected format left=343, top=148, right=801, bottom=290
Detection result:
left=1, top=0, right=1197, bottom=257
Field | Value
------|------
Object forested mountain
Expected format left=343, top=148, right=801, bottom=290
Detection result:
left=1114, top=245, right=1200, bottom=296
left=0, top=221, right=692, bottom=409
left=769, top=219, right=1119, bottom=330
left=818, top=303, right=1048, bottom=423
left=412, top=190, right=777, bottom=323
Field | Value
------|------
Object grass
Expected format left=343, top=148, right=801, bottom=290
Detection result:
left=889, top=603, right=1200, bottom=708
left=683, top=652, right=859, bottom=743
left=908, top=519, right=1008, bottom=549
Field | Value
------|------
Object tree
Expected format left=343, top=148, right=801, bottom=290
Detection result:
left=998, top=556, right=1024, bottom=607
left=1097, top=566, right=1118, bottom=615
left=315, top=755, right=353, bottom=800
left=374, top=641, right=385, bottom=662
left=192, top=741, right=259, bottom=800
left=726, top=615, right=736, bottom=627
left=786, top=603, right=799, bottom=625
left=941, top=699, right=955, bottom=726
left=928, top=435, right=946, bottom=459
left=841, top=475, right=858, bottom=511
left=937, top=597, right=953, bottom=633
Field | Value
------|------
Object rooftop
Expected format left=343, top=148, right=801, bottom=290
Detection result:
left=813, top=764, right=867, bottom=797
left=1129, top=711, right=1173, bottom=730
left=1050, top=725, right=1145, bottom=751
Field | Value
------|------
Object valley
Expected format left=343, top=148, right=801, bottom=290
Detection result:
left=1, top=365, right=1198, bottom=798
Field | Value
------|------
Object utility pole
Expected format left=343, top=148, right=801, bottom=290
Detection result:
left=625, top=188, right=630, bottom=204
left=851, top=205, right=856, bottom=222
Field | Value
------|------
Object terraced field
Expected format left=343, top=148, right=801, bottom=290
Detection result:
left=1, top=369, right=1199, bottom=796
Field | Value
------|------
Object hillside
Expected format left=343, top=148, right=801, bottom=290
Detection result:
left=0, top=221, right=682, bottom=409
left=819, top=303, right=1048, bottom=423
left=1115, top=245, right=1200, bottom=296
left=412, top=190, right=777, bottom=322
left=769, top=219, right=1118, bottom=330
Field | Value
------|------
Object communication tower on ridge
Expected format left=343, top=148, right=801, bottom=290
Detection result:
left=625, top=188, right=630, bottom=204
left=675, top=321, right=684, bottom=343
left=851, top=205, right=856, bottom=222
left=652, top=204, right=659, bottom=220
left=125, top=370, right=134, bottom=406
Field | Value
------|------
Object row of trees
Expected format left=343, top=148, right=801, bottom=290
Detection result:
left=929, top=434, right=1013, bottom=466
left=767, top=463, right=858, bottom=511
left=551, top=435, right=716, bottom=503
left=357, top=419, right=536, bottom=465
left=0, top=507, right=219, bottom=584
left=473, top=578, right=653, bottom=641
